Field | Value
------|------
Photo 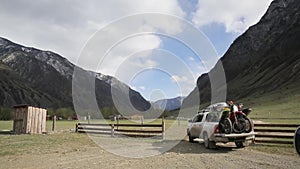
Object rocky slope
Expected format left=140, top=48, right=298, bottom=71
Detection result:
left=183, top=0, right=300, bottom=108
left=153, top=96, right=185, bottom=111
left=0, top=37, right=150, bottom=112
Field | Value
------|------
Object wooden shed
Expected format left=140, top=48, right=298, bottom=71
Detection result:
left=13, top=105, right=47, bottom=134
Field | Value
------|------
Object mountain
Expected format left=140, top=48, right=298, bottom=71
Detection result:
left=0, top=37, right=150, bottom=114
left=153, top=96, right=185, bottom=111
left=183, top=0, right=300, bottom=109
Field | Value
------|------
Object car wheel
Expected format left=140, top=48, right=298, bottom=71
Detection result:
left=203, top=132, right=216, bottom=149
left=203, top=132, right=210, bottom=148
left=188, top=133, right=196, bottom=143
left=235, top=141, right=245, bottom=148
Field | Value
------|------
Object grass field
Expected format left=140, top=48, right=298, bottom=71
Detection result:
left=0, top=120, right=78, bottom=132
left=0, top=119, right=180, bottom=157
left=0, top=103, right=299, bottom=158
left=0, top=120, right=94, bottom=156
left=0, top=120, right=297, bottom=157
left=241, top=85, right=300, bottom=119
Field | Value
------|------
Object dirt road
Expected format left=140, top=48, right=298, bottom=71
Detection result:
left=0, top=136, right=299, bottom=169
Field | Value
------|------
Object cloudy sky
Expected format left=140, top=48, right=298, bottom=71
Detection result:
left=0, top=0, right=273, bottom=101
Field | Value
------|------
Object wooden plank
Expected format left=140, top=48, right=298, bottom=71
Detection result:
left=35, top=107, right=39, bottom=134
left=35, top=108, right=39, bottom=134
left=77, top=127, right=112, bottom=131
left=37, top=108, right=43, bottom=134
left=79, top=130, right=162, bottom=137
left=114, top=124, right=162, bottom=127
left=77, top=130, right=111, bottom=135
left=254, top=123, right=299, bottom=128
left=78, top=123, right=162, bottom=127
left=115, top=129, right=162, bottom=133
left=16, top=108, right=20, bottom=134
left=78, top=123, right=111, bottom=127
left=15, top=108, right=21, bottom=134
left=41, top=109, right=46, bottom=133
left=21, top=107, right=27, bottom=134
left=255, top=134, right=294, bottom=139
left=31, top=107, right=37, bottom=134
left=114, top=133, right=162, bottom=137
left=254, top=128, right=296, bottom=133
left=255, top=139, right=293, bottom=144
left=26, top=106, right=33, bottom=134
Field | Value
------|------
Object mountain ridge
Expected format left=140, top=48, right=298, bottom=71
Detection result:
left=153, top=96, right=185, bottom=111
left=0, top=37, right=151, bottom=114
left=183, top=0, right=300, bottom=109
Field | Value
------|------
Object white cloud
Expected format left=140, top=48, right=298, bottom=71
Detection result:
left=98, top=35, right=161, bottom=77
left=188, top=56, right=195, bottom=61
left=171, top=75, right=196, bottom=97
left=139, top=86, right=146, bottom=90
left=192, top=0, right=272, bottom=33
left=171, top=75, right=188, bottom=83
left=0, top=0, right=186, bottom=66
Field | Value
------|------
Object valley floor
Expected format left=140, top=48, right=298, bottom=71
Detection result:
left=0, top=131, right=299, bottom=169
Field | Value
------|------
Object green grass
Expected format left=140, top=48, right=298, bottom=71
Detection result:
left=0, top=121, right=12, bottom=131
left=240, top=85, right=300, bottom=119
left=46, top=120, right=78, bottom=131
left=0, top=120, right=79, bottom=132
left=0, top=132, right=95, bottom=156
left=0, top=119, right=179, bottom=132
left=0, top=118, right=177, bottom=157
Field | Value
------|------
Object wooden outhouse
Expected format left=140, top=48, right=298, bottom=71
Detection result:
left=13, top=105, right=47, bottom=134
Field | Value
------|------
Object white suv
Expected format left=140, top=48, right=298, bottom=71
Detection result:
left=187, top=103, right=255, bottom=149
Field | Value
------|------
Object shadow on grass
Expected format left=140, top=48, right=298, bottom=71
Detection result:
left=0, top=130, right=13, bottom=135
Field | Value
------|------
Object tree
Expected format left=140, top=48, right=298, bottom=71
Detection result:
left=0, top=107, right=13, bottom=120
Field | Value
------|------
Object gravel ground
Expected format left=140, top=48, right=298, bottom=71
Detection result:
left=0, top=136, right=299, bottom=169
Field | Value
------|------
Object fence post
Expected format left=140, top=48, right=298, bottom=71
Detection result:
left=295, top=126, right=300, bottom=155
left=111, top=124, right=115, bottom=137
left=52, top=115, right=56, bottom=132
left=75, top=123, right=78, bottom=133
left=117, top=116, right=119, bottom=130
left=162, top=117, right=165, bottom=140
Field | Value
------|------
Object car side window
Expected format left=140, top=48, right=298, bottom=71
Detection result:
left=193, top=114, right=204, bottom=122
left=206, top=113, right=218, bottom=122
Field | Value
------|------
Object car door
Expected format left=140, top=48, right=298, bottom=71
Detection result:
left=190, top=114, right=204, bottom=137
left=200, top=112, right=219, bottom=139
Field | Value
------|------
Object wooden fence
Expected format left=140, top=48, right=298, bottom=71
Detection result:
left=76, top=121, right=165, bottom=139
left=254, top=123, right=299, bottom=144
left=75, top=121, right=299, bottom=145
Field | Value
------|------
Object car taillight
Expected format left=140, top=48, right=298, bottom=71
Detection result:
left=214, top=125, right=220, bottom=133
